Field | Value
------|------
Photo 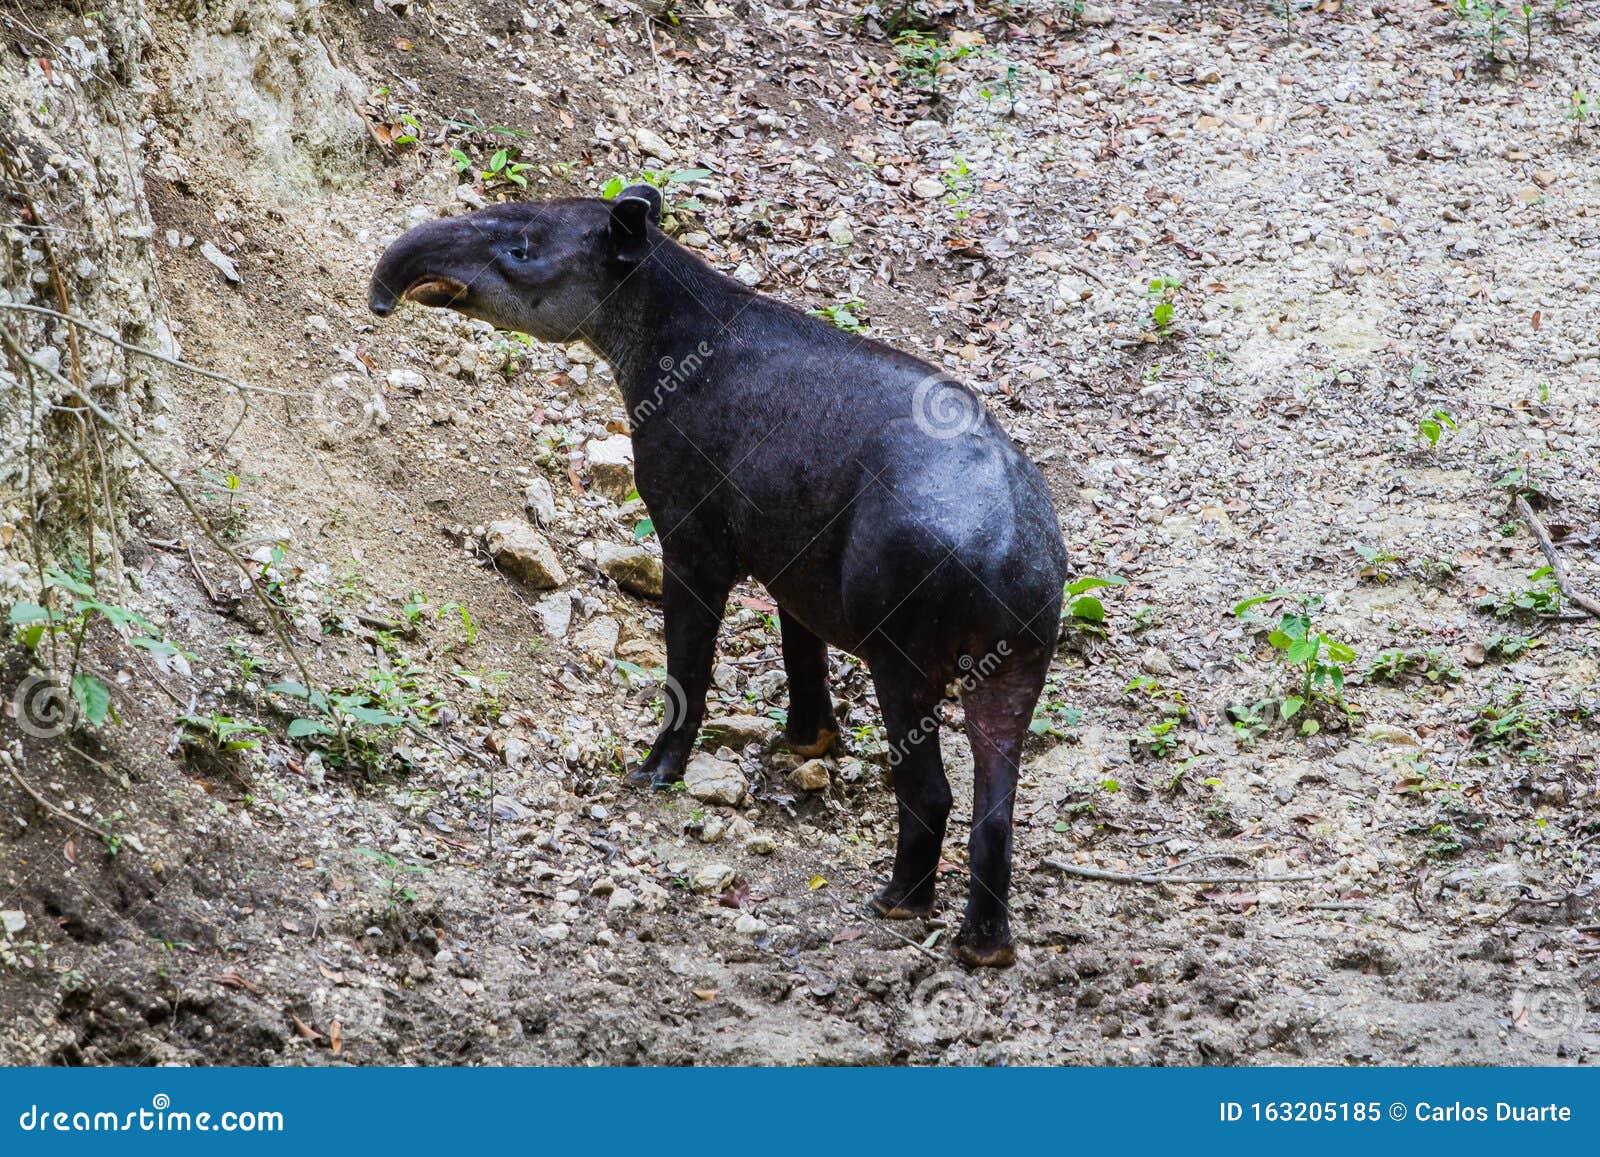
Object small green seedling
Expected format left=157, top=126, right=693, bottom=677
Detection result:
left=1355, top=545, right=1403, bottom=584
left=893, top=31, right=977, bottom=103
left=1146, top=275, right=1182, bottom=337
left=808, top=300, right=868, bottom=333
left=1233, top=592, right=1356, bottom=733
left=1417, top=409, right=1458, bottom=447
left=1063, top=575, right=1127, bottom=629
left=1568, top=89, right=1591, bottom=139
left=178, top=713, right=268, bottom=753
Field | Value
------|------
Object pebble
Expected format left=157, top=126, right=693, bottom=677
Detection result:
left=701, top=714, right=778, bottom=749
left=734, top=913, right=767, bottom=936
left=534, top=591, right=572, bottom=638
left=572, top=615, right=619, bottom=658
left=1140, top=647, right=1174, bottom=676
left=684, top=752, right=747, bottom=806
left=691, top=863, right=736, bottom=894
left=485, top=520, right=567, bottom=588
left=788, top=759, right=831, bottom=792
left=594, top=542, right=664, bottom=600
left=524, top=475, right=557, bottom=526
left=199, top=241, right=241, bottom=283
left=585, top=435, right=636, bottom=500
left=632, top=127, right=673, bottom=160
left=911, top=177, right=945, bottom=200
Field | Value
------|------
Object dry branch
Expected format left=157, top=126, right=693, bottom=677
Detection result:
left=1515, top=495, right=1600, bottom=619
left=1043, top=857, right=1318, bottom=886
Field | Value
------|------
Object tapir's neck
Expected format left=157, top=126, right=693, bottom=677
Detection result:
left=579, top=238, right=748, bottom=421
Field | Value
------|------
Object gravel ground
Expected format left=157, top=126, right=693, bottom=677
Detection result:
left=2, top=0, right=1598, bottom=1065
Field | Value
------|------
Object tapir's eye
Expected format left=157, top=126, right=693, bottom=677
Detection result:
left=508, top=246, right=530, bottom=262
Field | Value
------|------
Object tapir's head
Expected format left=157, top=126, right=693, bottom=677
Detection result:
left=367, top=184, right=664, bottom=342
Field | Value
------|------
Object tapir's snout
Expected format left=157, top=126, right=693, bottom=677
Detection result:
left=368, top=215, right=479, bottom=317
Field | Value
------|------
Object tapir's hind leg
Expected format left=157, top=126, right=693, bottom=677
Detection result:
left=779, top=610, right=838, bottom=756
left=866, top=653, right=950, bottom=920
left=955, top=646, right=1051, bottom=968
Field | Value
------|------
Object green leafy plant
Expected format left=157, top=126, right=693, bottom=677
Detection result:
left=268, top=662, right=439, bottom=775
left=979, top=62, right=1022, bottom=115
left=1124, top=675, right=1189, bottom=758
left=623, top=489, right=655, bottom=541
left=8, top=563, right=183, bottom=729
left=600, top=168, right=713, bottom=217
left=943, top=156, right=974, bottom=219
left=356, top=847, right=431, bottom=922
left=1146, top=275, right=1182, bottom=338
left=1452, top=0, right=1512, bottom=62
left=893, top=31, right=977, bottom=103
left=1481, top=632, right=1538, bottom=660
left=1476, top=567, right=1561, bottom=619
left=1417, top=408, right=1458, bottom=447
left=1364, top=648, right=1461, bottom=686
left=1468, top=689, right=1547, bottom=748
left=1354, top=545, right=1403, bottom=584
left=1063, top=574, right=1127, bottom=628
left=436, top=602, right=479, bottom=649
left=1568, top=88, right=1592, bottom=140
left=1029, top=697, right=1083, bottom=739
left=1233, top=592, right=1356, bottom=733
left=1225, top=699, right=1273, bottom=747
left=178, top=713, right=268, bottom=753
left=808, top=300, right=868, bottom=334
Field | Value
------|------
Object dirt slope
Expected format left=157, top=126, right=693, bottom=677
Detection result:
left=2, top=1, right=1598, bottom=1066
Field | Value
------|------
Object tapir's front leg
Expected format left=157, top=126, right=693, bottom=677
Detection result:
left=629, top=551, right=733, bottom=788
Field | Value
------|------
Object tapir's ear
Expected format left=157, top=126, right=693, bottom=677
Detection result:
left=616, top=183, right=663, bottom=222
left=608, top=190, right=658, bottom=262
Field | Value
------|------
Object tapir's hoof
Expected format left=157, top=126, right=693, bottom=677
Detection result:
left=786, top=728, right=838, bottom=758
left=955, top=923, right=1016, bottom=969
left=955, top=941, right=1017, bottom=969
left=868, top=889, right=934, bottom=921
left=626, top=761, right=683, bottom=790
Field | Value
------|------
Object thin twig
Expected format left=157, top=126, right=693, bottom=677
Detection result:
left=2, top=750, right=107, bottom=838
left=1043, top=857, right=1318, bottom=885
left=0, top=302, right=313, bottom=399
left=1515, top=494, right=1600, bottom=619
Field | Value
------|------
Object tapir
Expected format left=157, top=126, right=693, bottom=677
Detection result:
left=369, top=185, right=1068, bottom=966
